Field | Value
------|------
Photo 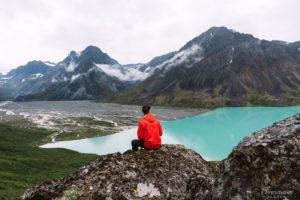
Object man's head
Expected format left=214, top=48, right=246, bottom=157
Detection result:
left=142, top=105, right=151, bottom=115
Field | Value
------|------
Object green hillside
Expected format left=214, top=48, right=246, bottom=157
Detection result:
left=0, top=124, right=97, bottom=199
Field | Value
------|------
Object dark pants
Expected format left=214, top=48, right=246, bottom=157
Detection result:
left=131, top=139, right=144, bottom=151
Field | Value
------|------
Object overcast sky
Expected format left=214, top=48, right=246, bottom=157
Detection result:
left=0, top=0, right=299, bottom=73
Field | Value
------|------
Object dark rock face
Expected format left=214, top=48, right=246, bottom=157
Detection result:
left=20, top=114, right=300, bottom=200
left=0, top=61, right=52, bottom=98
left=45, top=46, right=126, bottom=100
left=14, top=46, right=128, bottom=101
left=289, top=41, right=300, bottom=50
left=212, top=114, right=300, bottom=200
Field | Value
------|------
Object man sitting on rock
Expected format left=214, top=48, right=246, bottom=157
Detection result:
left=131, top=105, right=163, bottom=151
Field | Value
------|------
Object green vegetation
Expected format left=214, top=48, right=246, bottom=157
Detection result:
left=0, top=124, right=97, bottom=199
left=55, top=128, right=114, bottom=141
left=60, top=185, right=83, bottom=200
left=246, top=93, right=300, bottom=107
left=53, top=117, right=116, bottom=142
left=15, top=91, right=51, bottom=101
left=152, top=89, right=300, bottom=108
left=106, top=80, right=300, bottom=108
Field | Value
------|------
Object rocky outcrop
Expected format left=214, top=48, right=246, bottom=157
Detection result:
left=212, top=114, right=300, bottom=200
left=21, top=114, right=300, bottom=200
left=20, top=145, right=216, bottom=200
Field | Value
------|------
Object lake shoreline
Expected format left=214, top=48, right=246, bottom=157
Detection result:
left=40, top=106, right=300, bottom=161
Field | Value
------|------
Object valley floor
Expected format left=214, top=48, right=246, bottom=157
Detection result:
left=0, top=101, right=207, bottom=143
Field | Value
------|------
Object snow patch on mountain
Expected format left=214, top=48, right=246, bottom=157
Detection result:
left=0, top=76, right=13, bottom=81
left=71, top=74, right=81, bottom=82
left=43, top=61, right=56, bottom=67
left=0, top=76, right=13, bottom=84
left=21, top=73, right=44, bottom=83
left=31, top=73, right=44, bottom=79
left=51, top=78, right=58, bottom=83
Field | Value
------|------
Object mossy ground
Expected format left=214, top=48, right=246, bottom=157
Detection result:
left=0, top=124, right=97, bottom=199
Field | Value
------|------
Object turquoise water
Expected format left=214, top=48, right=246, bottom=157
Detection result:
left=42, top=107, right=300, bottom=160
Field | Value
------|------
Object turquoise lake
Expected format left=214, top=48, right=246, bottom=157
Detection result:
left=41, top=106, right=300, bottom=160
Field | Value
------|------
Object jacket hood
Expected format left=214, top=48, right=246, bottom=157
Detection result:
left=143, top=113, right=157, bottom=123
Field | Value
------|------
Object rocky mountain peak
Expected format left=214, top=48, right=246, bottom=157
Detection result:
left=68, top=50, right=80, bottom=59
left=80, top=45, right=118, bottom=65
left=57, top=46, right=120, bottom=76
left=7, top=60, right=52, bottom=77
left=182, top=26, right=256, bottom=51
left=207, top=26, right=233, bottom=34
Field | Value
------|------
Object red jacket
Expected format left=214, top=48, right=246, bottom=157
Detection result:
left=137, top=113, right=163, bottom=149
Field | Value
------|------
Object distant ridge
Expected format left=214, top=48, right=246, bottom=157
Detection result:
left=1, top=26, right=300, bottom=107
left=109, top=26, right=300, bottom=107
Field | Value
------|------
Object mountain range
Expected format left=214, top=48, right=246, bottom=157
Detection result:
left=1, top=26, right=300, bottom=107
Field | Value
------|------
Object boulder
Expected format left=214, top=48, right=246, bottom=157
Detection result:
left=20, top=145, right=215, bottom=200
left=212, top=114, right=300, bottom=199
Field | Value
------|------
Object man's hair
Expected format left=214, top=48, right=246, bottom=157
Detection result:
left=142, top=105, right=151, bottom=115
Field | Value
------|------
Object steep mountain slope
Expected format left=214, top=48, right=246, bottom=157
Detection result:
left=43, top=46, right=128, bottom=100
left=137, top=51, right=177, bottom=73
left=13, top=47, right=178, bottom=101
left=122, top=51, right=177, bottom=80
left=0, top=61, right=54, bottom=98
left=110, top=27, right=300, bottom=107
left=289, top=41, right=300, bottom=50
left=15, top=46, right=135, bottom=100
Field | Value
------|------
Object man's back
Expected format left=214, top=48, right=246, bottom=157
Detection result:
left=138, top=113, right=162, bottom=149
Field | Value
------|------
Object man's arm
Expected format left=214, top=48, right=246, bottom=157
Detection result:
left=159, top=123, right=163, bottom=136
left=137, top=122, right=144, bottom=140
